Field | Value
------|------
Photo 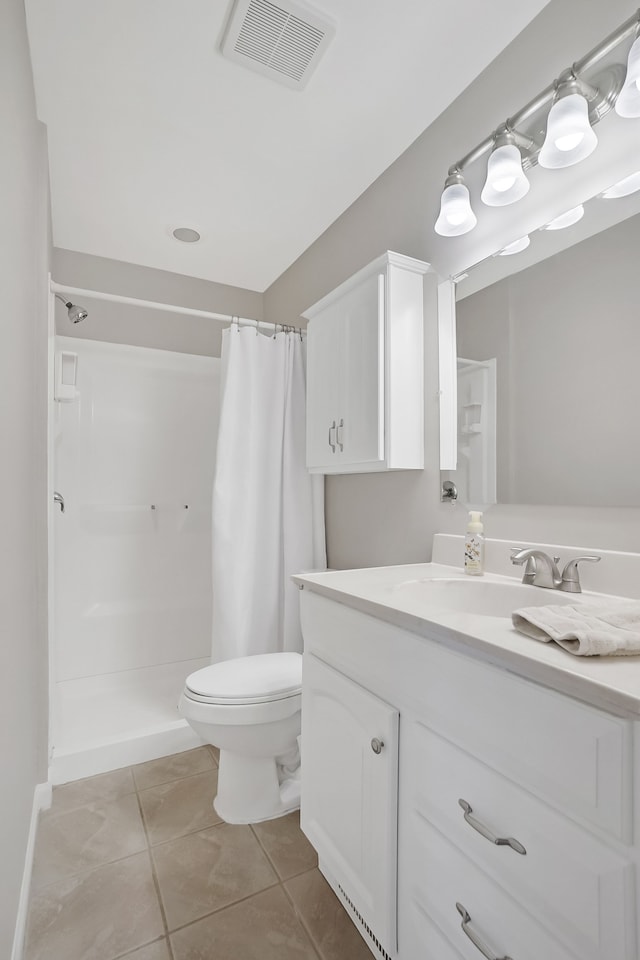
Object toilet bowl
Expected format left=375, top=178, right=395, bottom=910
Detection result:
left=179, top=652, right=302, bottom=824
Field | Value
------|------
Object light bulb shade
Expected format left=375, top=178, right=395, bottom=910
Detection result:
left=538, top=93, right=597, bottom=168
left=497, top=235, right=530, bottom=256
left=600, top=170, right=640, bottom=198
left=481, top=144, right=530, bottom=206
left=542, top=204, right=584, bottom=230
left=435, top=182, right=477, bottom=236
left=615, top=36, right=640, bottom=118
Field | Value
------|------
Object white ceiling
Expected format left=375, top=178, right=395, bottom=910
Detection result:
left=26, top=0, right=551, bottom=292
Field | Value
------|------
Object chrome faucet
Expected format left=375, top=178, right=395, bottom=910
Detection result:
left=511, top=547, right=600, bottom=593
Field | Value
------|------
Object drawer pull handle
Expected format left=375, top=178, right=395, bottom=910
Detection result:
left=336, top=417, right=344, bottom=451
left=458, top=799, right=526, bottom=855
left=456, top=902, right=514, bottom=960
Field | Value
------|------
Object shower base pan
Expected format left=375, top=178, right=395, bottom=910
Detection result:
left=50, top=658, right=209, bottom=784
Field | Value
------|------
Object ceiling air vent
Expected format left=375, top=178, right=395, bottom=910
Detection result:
left=221, top=0, right=335, bottom=89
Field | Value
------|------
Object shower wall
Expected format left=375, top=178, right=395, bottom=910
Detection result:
left=53, top=337, right=220, bottom=685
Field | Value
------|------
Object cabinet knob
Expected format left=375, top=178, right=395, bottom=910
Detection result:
left=370, top=738, right=384, bottom=754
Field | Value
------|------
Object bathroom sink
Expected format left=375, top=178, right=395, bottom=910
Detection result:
left=388, top=577, right=579, bottom=619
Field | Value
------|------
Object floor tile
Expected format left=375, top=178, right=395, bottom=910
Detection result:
left=25, top=851, right=164, bottom=960
left=207, top=744, right=220, bottom=764
left=138, top=770, right=221, bottom=845
left=50, top=767, right=135, bottom=814
left=252, top=812, right=318, bottom=880
left=153, top=822, right=278, bottom=930
left=170, top=885, right=318, bottom=960
left=27, top=748, right=363, bottom=960
left=132, top=747, right=214, bottom=791
left=285, top=869, right=373, bottom=960
left=117, top=939, right=171, bottom=960
left=32, top=794, right=147, bottom=888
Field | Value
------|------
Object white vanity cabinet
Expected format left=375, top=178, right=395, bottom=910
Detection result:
left=303, top=251, right=432, bottom=474
left=298, top=589, right=639, bottom=960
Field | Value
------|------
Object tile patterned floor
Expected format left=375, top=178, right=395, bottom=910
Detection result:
left=25, top=746, right=373, bottom=960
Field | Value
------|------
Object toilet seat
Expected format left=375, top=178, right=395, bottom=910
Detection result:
left=185, top=652, right=302, bottom=705
left=180, top=688, right=301, bottom=727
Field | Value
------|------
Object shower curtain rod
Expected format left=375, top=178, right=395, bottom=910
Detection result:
left=50, top=280, right=305, bottom=334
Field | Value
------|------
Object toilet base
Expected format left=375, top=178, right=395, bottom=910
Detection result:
left=213, top=748, right=301, bottom=824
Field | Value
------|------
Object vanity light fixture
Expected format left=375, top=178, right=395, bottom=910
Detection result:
left=496, top=235, right=530, bottom=255
left=434, top=9, right=640, bottom=237
left=615, top=34, right=640, bottom=116
left=600, top=169, right=640, bottom=197
left=481, top=127, right=533, bottom=206
left=541, top=204, right=585, bottom=230
left=435, top=171, right=477, bottom=237
left=538, top=79, right=598, bottom=169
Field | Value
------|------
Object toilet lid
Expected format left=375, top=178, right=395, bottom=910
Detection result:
left=185, top=652, right=302, bottom=704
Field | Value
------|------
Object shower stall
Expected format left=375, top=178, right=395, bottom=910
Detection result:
left=50, top=334, right=220, bottom=783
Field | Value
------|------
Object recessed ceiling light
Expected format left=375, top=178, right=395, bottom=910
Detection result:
left=172, top=227, right=201, bottom=243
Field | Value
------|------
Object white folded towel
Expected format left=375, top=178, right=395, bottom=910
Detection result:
left=512, top=600, right=640, bottom=656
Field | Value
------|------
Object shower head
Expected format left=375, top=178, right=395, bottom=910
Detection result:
left=55, top=293, right=88, bottom=324
left=67, top=302, right=88, bottom=324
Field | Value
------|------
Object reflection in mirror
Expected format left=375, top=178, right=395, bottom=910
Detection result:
left=454, top=193, right=640, bottom=508
left=457, top=357, right=496, bottom=505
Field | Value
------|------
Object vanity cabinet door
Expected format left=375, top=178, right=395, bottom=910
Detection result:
left=301, top=653, right=399, bottom=956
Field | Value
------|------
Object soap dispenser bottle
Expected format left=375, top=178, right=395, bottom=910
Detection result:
left=464, top=511, right=485, bottom=576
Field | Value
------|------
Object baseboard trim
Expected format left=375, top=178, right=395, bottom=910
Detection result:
left=11, top=781, right=52, bottom=960
left=50, top=720, right=203, bottom=784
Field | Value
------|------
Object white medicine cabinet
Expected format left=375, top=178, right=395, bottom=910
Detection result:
left=303, top=251, right=436, bottom=474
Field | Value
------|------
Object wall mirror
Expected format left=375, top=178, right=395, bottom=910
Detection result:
left=450, top=182, right=640, bottom=508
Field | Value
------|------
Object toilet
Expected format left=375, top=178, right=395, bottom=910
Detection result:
left=179, top=652, right=302, bottom=824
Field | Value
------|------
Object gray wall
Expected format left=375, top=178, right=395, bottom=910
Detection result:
left=456, top=281, right=511, bottom=503
left=0, top=0, right=50, bottom=952
left=52, top=249, right=264, bottom=357
left=264, top=0, right=640, bottom=568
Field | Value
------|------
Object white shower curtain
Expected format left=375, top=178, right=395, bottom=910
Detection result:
left=211, top=326, right=325, bottom=662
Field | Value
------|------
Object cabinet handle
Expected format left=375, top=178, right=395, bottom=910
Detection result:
left=336, top=417, right=344, bottom=452
left=456, top=903, right=514, bottom=960
left=458, top=800, right=526, bottom=855
left=328, top=421, right=336, bottom=452
left=370, top=738, right=384, bottom=754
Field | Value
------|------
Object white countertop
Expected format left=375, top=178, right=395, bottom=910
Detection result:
left=293, top=562, right=640, bottom=719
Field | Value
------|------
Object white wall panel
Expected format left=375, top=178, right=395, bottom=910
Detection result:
left=54, top=337, right=219, bottom=680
